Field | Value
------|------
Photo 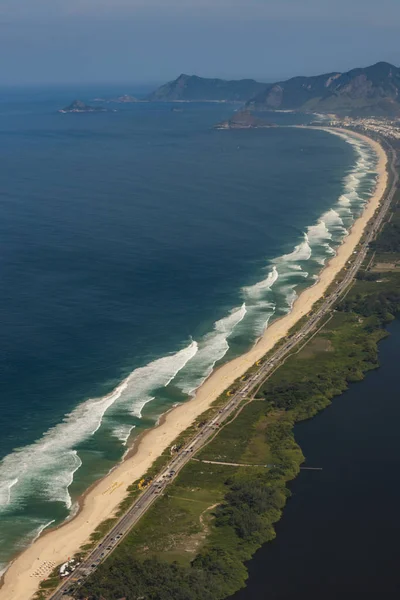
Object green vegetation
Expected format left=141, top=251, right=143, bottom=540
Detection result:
left=248, top=61, right=400, bottom=116
left=76, top=188, right=400, bottom=600
left=370, top=208, right=400, bottom=254
left=148, top=62, right=400, bottom=117
left=78, top=406, right=301, bottom=600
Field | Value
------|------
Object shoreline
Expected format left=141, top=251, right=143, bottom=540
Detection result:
left=0, top=127, right=389, bottom=600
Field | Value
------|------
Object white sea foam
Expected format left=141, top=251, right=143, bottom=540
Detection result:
left=0, top=564, right=8, bottom=578
left=279, top=234, right=312, bottom=263
left=112, top=424, right=136, bottom=446
left=321, top=208, right=345, bottom=231
left=249, top=301, right=276, bottom=334
left=115, top=341, right=199, bottom=418
left=306, top=209, right=346, bottom=264
left=0, top=477, right=18, bottom=508
left=0, top=517, right=56, bottom=578
left=46, top=451, right=82, bottom=509
left=177, top=304, right=247, bottom=395
left=243, top=266, right=278, bottom=299
left=0, top=341, right=198, bottom=512
left=307, top=220, right=332, bottom=246
left=242, top=232, right=311, bottom=315
left=237, top=133, right=377, bottom=321
left=281, top=286, right=298, bottom=312
left=338, top=194, right=351, bottom=207
left=31, top=519, right=55, bottom=544
left=339, top=135, right=378, bottom=212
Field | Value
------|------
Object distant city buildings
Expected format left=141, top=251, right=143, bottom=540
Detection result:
left=327, top=116, right=400, bottom=140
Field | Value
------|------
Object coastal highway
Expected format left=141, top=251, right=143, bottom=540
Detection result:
left=51, top=137, right=398, bottom=600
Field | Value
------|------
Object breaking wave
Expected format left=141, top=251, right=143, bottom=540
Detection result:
left=238, top=131, right=378, bottom=316
left=111, top=341, right=199, bottom=418
left=280, top=235, right=312, bottom=263
left=176, top=303, right=247, bottom=395
left=112, top=424, right=136, bottom=446
left=243, top=266, right=278, bottom=299
left=0, top=341, right=198, bottom=512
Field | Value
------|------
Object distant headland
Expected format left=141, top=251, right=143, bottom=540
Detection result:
left=214, top=110, right=277, bottom=129
left=92, top=95, right=139, bottom=104
left=146, top=62, right=400, bottom=117
left=214, top=110, right=276, bottom=130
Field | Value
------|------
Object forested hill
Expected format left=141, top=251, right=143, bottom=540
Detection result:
left=247, top=62, right=400, bottom=116
left=145, top=74, right=266, bottom=102
left=147, top=62, right=400, bottom=116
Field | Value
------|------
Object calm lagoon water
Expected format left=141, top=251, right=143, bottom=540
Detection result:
left=232, top=319, right=400, bottom=600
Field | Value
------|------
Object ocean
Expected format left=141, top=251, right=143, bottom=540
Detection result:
left=0, top=86, right=378, bottom=572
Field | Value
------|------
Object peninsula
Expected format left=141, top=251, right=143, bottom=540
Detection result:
left=146, top=73, right=266, bottom=102
left=214, top=110, right=276, bottom=129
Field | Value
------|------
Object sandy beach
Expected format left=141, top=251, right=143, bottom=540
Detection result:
left=0, top=127, right=389, bottom=600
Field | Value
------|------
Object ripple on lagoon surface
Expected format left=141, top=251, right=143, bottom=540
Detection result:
left=0, top=94, right=377, bottom=569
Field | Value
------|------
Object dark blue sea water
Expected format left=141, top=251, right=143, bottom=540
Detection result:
left=232, top=319, right=400, bottom=600
left=0, top=87, right=378, bottom=571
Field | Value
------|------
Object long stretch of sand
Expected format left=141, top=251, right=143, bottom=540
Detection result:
left=0, top=128, right=388, bottom=600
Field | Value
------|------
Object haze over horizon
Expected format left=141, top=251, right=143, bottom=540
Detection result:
left=1, top=0, right=400, bottom=86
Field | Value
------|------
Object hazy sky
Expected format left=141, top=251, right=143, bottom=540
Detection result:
left=1, top=0, right=400, bottom=85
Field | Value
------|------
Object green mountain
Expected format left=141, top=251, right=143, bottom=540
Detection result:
left=148, top=63, right=400, bottom=116
left=146, top=74, right=266, bottom=102
left=247, top=62, right=400, bottom=116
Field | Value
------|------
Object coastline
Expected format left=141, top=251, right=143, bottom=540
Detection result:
left=0, top=127, right=388, bottom=600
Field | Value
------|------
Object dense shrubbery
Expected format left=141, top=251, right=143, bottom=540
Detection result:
left=78, top=418, right=299, bottom=600
left=78, top=553, right=238, bottom=600
left=215, top=478, right=286, bottom=540
left=370, top=219, right=400, bottom=253
left=339, top=289, right=400, bottom=322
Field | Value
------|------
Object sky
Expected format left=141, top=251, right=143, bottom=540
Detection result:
left=1, top=0, right=400, bottom=86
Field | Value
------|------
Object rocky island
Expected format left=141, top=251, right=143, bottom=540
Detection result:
left=214, top=110, right=276, bottom=130
left=58, top=100, right=108, bottom=113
